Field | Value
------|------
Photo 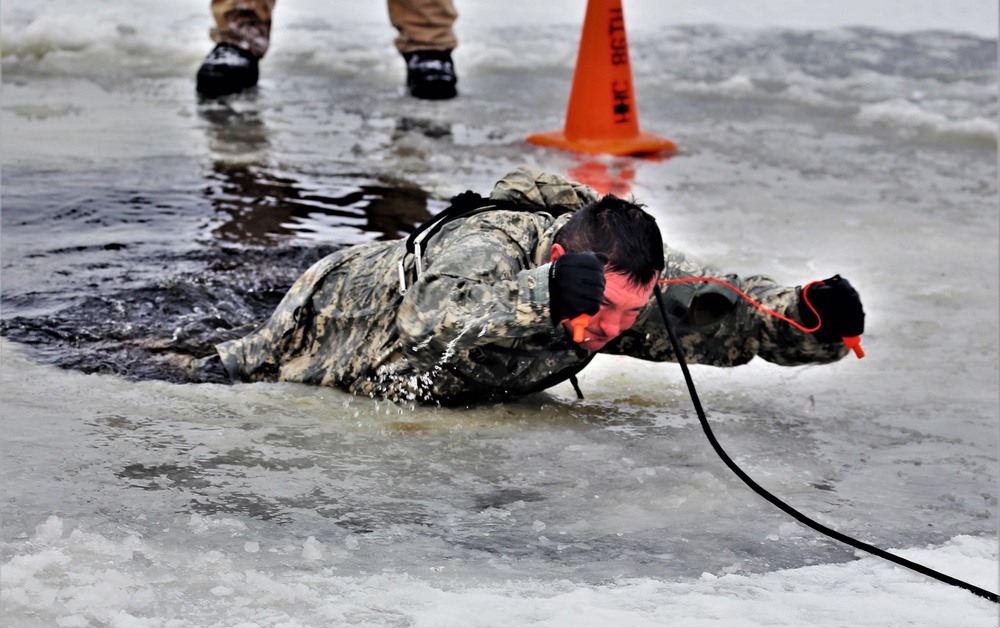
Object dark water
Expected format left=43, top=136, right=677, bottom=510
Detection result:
left=1, top=147, right=436, bottom=382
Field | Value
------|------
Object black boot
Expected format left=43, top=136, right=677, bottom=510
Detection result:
left=196, top=44, right=260, bottom=97
left=403, top=50, right=457, bottom=100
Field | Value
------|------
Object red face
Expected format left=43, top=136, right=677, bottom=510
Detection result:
left=550, top=245, right=656, bottom=351
left=572, top=271, right=655, bottom=350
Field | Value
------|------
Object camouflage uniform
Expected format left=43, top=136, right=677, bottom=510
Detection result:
left=216, top=167, right=847, bottom=405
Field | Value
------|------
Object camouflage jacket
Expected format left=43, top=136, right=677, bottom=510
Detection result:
left=216, top=166, right=847, bottom=405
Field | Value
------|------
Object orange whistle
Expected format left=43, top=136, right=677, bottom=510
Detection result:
left=843, top=336, right=865, bottom=359
left=570, top=314, right=590, bottom=343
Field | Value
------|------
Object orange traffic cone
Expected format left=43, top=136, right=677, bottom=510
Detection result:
left=527, top=0, right=676, bottom=156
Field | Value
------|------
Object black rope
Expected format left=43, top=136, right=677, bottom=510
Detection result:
left=652, top=284, right=999, bottom=604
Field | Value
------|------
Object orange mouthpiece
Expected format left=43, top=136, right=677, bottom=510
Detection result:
left=843, top=336, right=865, bottom=359
left=570, top=314, right=590, bottom=343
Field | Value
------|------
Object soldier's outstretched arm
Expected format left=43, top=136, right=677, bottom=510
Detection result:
left=603, top=248, right=855, bottom=366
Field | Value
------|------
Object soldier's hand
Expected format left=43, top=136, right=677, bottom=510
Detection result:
left=448, top=190, right=485, bottom=212
left=798, top=275, right=865, bottom=343
left=549, top=252, right=608, bottom=324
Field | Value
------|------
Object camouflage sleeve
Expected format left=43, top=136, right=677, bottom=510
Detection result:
left=603, top=248, right=849, bottom=366
left=396, top=214, right=555, bottom=370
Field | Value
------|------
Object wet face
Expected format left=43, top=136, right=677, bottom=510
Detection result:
left=549, top=244, right=655, bottom=351
left=572, top=271, right=655, bottom=351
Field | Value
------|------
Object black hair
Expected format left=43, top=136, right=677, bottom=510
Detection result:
left=553, top=194, right=664, bottom=286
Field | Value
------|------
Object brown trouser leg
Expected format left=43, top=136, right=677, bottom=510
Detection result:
left=209, top=0, right=458, bottom=58
left=210, top=0, right=275, bottom=58
left=388, top=0, right=458, bottom=53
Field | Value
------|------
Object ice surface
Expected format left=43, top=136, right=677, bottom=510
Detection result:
left=2, top=0, right=997, bottom=625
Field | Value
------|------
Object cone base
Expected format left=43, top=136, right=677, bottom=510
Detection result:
left=526, top=129, right=677, bottom=156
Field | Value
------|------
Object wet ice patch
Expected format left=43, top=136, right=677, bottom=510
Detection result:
left=856, top=98, right=998, bottom=146
left=31, top=516, right=65, bottom=544
left=187, top=513, right=247, bottom=535
left=2, top=516, right=995, bottom=627
left=302, top=536, right=325, bottom=561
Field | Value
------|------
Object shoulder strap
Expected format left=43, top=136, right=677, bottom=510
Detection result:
left=403, top=191, right=493, bottom=256
left=397, top=190, right=576, bottom=293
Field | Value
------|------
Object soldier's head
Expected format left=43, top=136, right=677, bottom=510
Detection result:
left=551, top=195, right=664, bottom=350
left=553, top=194, right=664, bottom=286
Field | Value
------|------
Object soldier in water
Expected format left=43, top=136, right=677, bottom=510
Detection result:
left=200, top=166, right=864, bottom=405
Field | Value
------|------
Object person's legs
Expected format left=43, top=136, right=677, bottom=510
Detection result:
left=388, top=0, right=459, bottom=100
left=387, top=0, right=458, bottom=53
left=198, top=0, right=276, bottom=97
left=210, top=0, right=275, bottom=58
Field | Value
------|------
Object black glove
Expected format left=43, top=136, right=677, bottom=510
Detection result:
left=448, top=190, right=485, bottom=212
left=798, top=274, right=865, bottom=343
left=549, top=252, right=608, bottom=324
